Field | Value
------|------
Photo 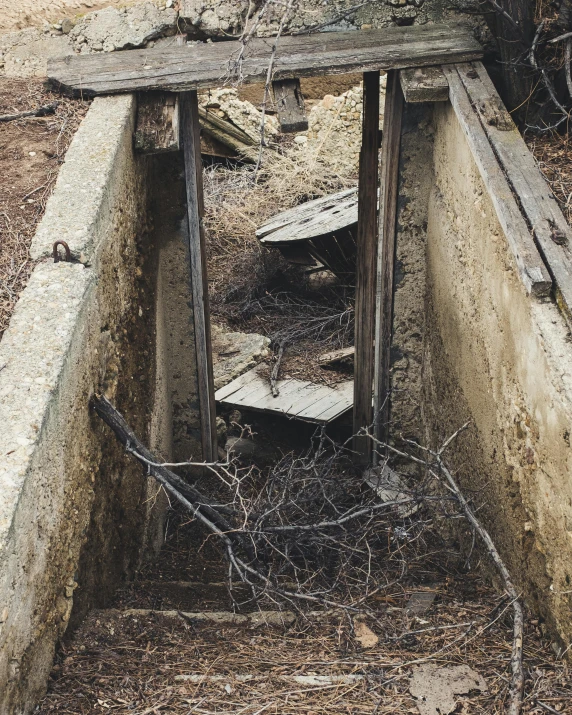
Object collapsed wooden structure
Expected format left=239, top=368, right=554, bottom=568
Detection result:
left=48, top=24, right=571, bottom=466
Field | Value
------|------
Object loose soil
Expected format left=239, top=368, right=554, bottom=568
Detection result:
left=0, top=77, right=88, bottom=341
left=38, top=512, right=572, bottom=714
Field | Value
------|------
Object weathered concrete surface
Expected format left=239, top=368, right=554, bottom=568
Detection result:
left=423, top=101, right=572, bottom=647
left=69, top=2, right=177, bottom=53
left=0, top=94, right=170, bottom=713
left=212, top=324, right=270, bottom=391
left=31, top=95, right=138, bottom=261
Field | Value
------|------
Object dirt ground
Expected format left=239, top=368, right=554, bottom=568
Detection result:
left=0, top=77, right=88, bottom=340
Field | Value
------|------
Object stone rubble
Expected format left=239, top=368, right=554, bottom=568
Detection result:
left=200, top=88, right=279, bottom=145
left=68, top=2, right=177, bottom=54
left=290, top=74, right=387, bottom=175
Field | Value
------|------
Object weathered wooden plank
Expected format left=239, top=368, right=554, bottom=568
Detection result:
left=287, top=383, right=338, bottom=416
left=272, top=78, right=308, bottom=133
left=399, top=66, right=449, bottom=103
left=315, top=381, right=354, bottom=422
left=48, top=25, right=482, bottom=96
left=180, top=90, right=218, bottom=463
left=214, top=367, right=260, bottom=401
left=457, top=61, right=572, bottom=325
left=215, top=369, right=353, bottom=423
left=373, top=70, right=403, bottom=452
left=353, top=71, right=380, bottom=465
left=134, top=91, right=179, bottom=154
left=258, top=191, right=358, bottom=244
left=256, top=189, right=357, bottom=239
left=442, top=64, right=552, bottom=297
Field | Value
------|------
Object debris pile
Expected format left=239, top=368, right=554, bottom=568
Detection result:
left=291, top=75, right=387, bottom=175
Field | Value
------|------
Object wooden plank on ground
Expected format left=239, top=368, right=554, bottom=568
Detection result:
left=257, top=190, right=359, bottom=245
left=353, top=70, right=380, bottom=465
left=399, top=66, right=449, bottom=103
left=272, top=78, right=308, bottom=133
left=442, top=64, right=552, bottom=297
left=256, top=189, right=357, bottom=239
left=180, top=90, right=218, bottom=463
left=215, top=368, right=353, bottom=423
left=373, top=70, right=403, bottom=452
left=48, top=25, right=482, bottom=96
left=134, top=91, right=179, bottom=154
left=456, top=61, right=572, bottom=325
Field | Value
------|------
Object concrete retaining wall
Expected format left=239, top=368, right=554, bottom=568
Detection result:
left=422, top=101, right=572, bottom=648
left=0, top=94, right=172, bottom=713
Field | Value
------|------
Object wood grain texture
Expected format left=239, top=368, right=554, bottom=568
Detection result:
left=373, top=70, right=403, bottom=453
left=134, top=91, right=179, bottom=154
left=399, top=65, right=449, bottom=103
left=353, top=71, right=380, bottom=465
left=180, top=90, right=218, bottom=463
left=457, top=61, right=572, bottom=325
left=48, top=25, right=482, bottom=96
left=272, top=78, right=308, bottom=132
left=215, top=368, right=353, bottom=423
left=443, top=64, right=552, bottom=297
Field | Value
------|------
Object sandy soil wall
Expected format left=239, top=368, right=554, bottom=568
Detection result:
left=423, top=101, right=572, bottom=648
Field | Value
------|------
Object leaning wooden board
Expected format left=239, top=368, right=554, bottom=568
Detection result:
left=48, top=25, right=482, bottom=96
left=215, top=367, right=353, bottom=424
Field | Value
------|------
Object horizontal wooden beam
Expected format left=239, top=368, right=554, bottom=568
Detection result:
left=443, top=64, right=551, bottom=297
left=457, top=61, right=572, bottom=326
left=48, top=24, right=482, bottom=96
left=272, top=78, right=308, bottom=133
left=399, top=65, right=448, bottom=102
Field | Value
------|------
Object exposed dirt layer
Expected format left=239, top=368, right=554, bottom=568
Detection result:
left=0, top=77, right=88, bottom=340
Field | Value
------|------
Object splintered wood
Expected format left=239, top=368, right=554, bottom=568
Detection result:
left=215, top=367, right=353, bottom=423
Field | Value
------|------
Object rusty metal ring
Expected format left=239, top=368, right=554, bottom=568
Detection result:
left=53, top=240, right=71, bottom=263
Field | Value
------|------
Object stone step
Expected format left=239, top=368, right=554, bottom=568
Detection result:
left=120, top=608, right=296, bottom=627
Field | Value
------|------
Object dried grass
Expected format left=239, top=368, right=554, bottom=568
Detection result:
left=526, top=132, right=572, bottom=224
left=203, top=146, right=357, bottom=321
left=0, top=78, right=89, bottom=341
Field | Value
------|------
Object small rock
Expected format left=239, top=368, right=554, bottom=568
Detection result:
left=353, top=620, right=379, bottom=648
left=166, top=0, right=174, bottom=6
left=61, top=18, right=74, bottom=34
left=294, top=135, right=307, bottom=145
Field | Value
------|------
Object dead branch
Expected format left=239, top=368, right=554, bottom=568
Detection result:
left=270, top=342, right=285, bottom=396
left=434, top=458, right=524, bottom=715
left=0, top=102, right=58, bottom=122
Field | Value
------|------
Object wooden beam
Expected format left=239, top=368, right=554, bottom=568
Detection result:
left=272, top=78, right=308, bottom=133
left=134, top=91, right=179, bottom=154
left=399, top=66, right=448, bottom=103
left=47, top=24, right=482, bottom=96
left=353, top=71, right=380, bottom=466
left=456, top=61, right=572, bottom=326
left=179, top=90, right=218, bottom=463
left=373, top=70, right=403, bottom=452
left=443, top=64, right=552, bottom=297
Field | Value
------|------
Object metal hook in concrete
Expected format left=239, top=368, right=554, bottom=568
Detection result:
left=52, top=240, right=71, bottom=263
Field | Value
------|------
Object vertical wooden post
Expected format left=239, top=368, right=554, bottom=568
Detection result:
left=373, top=70, right=403, bottom=454
left=180, top=90, right=218, bottom=463
left=353, top=71, right=380, bottom=465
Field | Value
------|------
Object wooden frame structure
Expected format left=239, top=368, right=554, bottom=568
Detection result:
left=49, top=25, right=486, bottom=465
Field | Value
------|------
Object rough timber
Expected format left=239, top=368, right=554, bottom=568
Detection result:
left=215, top=367, right=353, bottom=424
left=48, top=24, right=482, bottom=96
